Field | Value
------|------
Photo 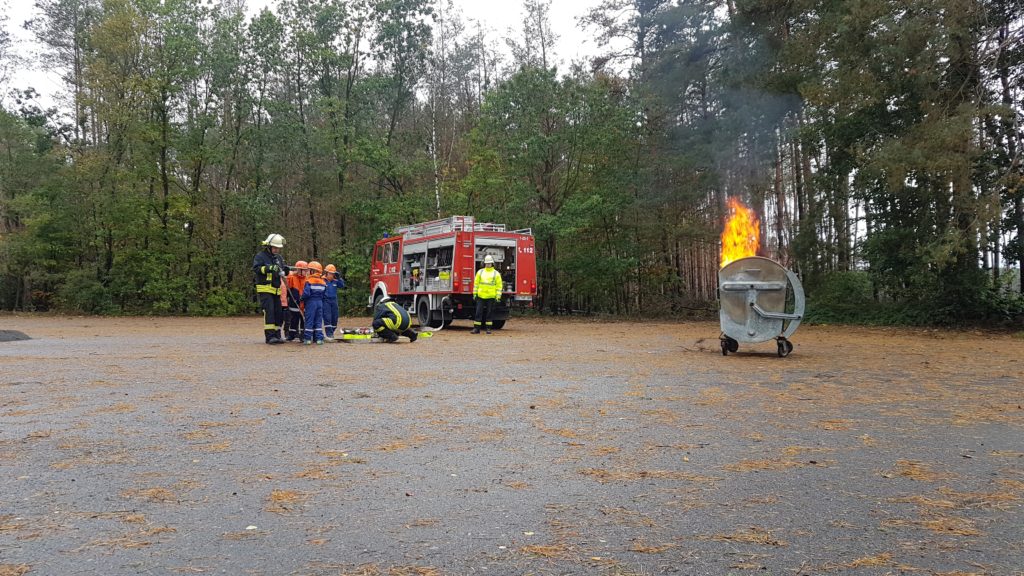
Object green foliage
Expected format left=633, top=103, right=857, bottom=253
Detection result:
left=0, top=0, right=1020, bottom=327
left=805, top=270, right=1024, bottom=327
left=803, top=271, right=885, bottom=324
left=323, top=247, right=371, bottom=315
left=193, top=287, right=251, bottom=316
left=56, top=269, right=116, bottom=314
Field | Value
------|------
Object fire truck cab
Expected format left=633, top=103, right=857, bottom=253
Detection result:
left=369, top=216, right=537, bottom=329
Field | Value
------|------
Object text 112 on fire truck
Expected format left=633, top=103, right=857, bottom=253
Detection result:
left=369, top=216, right=538, bottom=329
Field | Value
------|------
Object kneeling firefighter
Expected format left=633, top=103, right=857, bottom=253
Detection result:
left=253, top=233, right=288, bottom=344
left=372, top=297, right=418, bottom=343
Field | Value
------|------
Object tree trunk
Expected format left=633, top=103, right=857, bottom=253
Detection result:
left=774, top=127, right=786, bottom=265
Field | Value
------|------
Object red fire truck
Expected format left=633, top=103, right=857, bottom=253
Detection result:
left=368, top=216, right=537, bottom=329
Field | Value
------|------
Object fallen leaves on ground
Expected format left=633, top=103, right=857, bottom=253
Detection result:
left=628, top=540, right=677, bottom=553
left=521, top=543, right=570, bottom=558
left=579, top=468, right=719, bottom=484
left=882, top=515, right=981, bottom=536
left=121, top=488, right=177, bottom=502
left=889, top=460, right=950, bottom=482
left=707, top=527, right=787, bottom=547
left=844, top=552, right=894, bottom=568
left=265, top=489, right=310, bottom=514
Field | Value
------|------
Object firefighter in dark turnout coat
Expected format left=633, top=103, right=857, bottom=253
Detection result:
left=372, top=297, right=418, bottom=343
left=253, top=233, right=287, bottom=344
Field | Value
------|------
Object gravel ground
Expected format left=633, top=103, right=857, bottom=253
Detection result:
left=1, top=315, right=1022, bottom=576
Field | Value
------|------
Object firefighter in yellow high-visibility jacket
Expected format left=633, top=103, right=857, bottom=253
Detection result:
left=471, top=255, right=502, bottom=334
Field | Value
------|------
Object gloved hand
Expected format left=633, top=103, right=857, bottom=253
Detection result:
left=267, top=264, right=279, bottom=273
left=281, top=264, right=290, bottom=274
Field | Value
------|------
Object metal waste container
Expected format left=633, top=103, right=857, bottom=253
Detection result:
left=719, top=256, right=804, bottom=357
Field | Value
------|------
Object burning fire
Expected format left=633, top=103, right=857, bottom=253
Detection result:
left=720, top=197, right=761, bottom=269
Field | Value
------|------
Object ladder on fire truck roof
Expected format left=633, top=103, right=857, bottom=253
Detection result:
left=396, top=216, right=532, bottom=239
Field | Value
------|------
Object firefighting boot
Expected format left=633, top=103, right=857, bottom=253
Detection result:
left=408, top=331, right=418, bottom=343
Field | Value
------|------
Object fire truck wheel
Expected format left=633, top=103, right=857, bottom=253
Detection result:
left=491, top=320, right=505, bottom=330
left=417, top=300, right=431, bottom=327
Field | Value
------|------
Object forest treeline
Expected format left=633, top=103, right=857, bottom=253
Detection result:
left=0, top=0, right=1022, bottom=325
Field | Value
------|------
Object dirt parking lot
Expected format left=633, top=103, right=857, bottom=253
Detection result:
left=1, top=315, right=1023, bottom=576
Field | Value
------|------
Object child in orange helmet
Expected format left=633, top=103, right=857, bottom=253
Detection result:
left=302, top=261, right=327, bottom=345
left=285, top=261, right=308, bottom=342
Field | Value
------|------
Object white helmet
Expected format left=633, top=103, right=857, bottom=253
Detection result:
left=263, top=233, right=285, bottom=248
left=484, top=255, right=494, bottom=265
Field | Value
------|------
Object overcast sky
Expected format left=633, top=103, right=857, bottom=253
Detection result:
left=2, top=0, right=607, bottom=107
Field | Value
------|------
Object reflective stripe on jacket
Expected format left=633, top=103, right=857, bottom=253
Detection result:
left=302, top=275, right=327, bottom=302
left=253, top=249, right=283, bottom=295
left=375, top=301, right=410, bottom=332
left=473, top=267, right=502, bottom=300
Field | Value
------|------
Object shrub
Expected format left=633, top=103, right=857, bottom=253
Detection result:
left=194, top=287, right=252, bottom=316
left=56, top=269, right=116, bottom=314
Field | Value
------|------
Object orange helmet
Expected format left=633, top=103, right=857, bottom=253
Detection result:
left=324, top=264, right=337, bottom=274
left=294, top=260, right=308, bottom=271
left=307, top=261, right=323, bottom=274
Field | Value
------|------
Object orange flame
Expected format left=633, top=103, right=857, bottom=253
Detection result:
left=720, top=198, right=761, bottom=268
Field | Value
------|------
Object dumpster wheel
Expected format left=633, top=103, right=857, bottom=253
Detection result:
left=720, top=336, right=739, bottom=356
left=777, top=338, right=794, bottom=358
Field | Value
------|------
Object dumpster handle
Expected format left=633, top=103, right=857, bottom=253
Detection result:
left=750, top=302, right=802, bottom=321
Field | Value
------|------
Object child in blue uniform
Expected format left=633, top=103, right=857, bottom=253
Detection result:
left=302, top=261, right=327, bottom=344
left=323, top=264, right=345, bottom=341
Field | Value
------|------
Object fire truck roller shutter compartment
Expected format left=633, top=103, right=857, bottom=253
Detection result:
left=401, top=244, right=427, bottom=292
left=475, top=239, right=517, bottom=294
left=425, top=242, right=455, bottom=292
